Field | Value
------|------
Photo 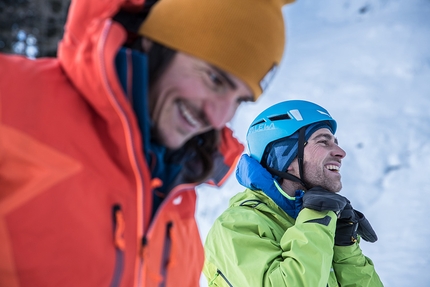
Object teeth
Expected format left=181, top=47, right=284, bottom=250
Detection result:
left=326, top=165, right=340, bottom=172
left=178, top=101, right=199, bottom=127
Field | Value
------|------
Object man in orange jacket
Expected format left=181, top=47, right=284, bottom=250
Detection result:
left=0, top=0, right=295, bottom=286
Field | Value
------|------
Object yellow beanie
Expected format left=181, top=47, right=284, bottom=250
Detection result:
left=138, top=0, right=295, bottom=99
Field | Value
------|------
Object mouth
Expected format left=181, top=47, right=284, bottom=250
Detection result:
left=325, top=164, right=340, bottom=172
left=177, top=100, right=201, bottom=128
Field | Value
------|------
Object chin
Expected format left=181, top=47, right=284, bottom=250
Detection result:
left=319, top=184, right=342, bottom=193
left=164, top=140, right=184, bottom=150
left=163, top=135, right=191, bottom=150
left=333, top=185, right=342, bottom=193
left=155, top=135, right=181, bottom=150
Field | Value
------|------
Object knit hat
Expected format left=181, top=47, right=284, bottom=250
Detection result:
left=263, top=122, right=334, bottom=174
left=138, top=0, right=295, bottom=99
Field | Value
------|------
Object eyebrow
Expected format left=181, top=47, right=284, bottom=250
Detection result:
left=210, top=65, right=237, bottom=89
left=311, top=133, right=339, bottom=145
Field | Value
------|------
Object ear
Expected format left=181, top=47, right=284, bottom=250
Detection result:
left=287, top=158, right=299, bottom=173
left=141, top=37, right=153, bottom=52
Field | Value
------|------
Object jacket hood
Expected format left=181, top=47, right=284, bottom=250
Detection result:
left=57, top=0, right=148, bottom=123
left=236, top=154, right=303, bottom=218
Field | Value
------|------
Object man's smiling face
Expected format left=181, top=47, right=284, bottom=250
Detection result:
left=288, top=128, right=346, bottom=192
left=149, top=52, right=253, bottom=149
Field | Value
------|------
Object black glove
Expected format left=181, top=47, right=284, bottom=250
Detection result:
left=302, top=186, right=349, bottom=213
left=335, top=202, right=378, bottom=246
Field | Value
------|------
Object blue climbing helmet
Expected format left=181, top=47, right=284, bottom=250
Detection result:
left=246, top=100, right=337, bottom=187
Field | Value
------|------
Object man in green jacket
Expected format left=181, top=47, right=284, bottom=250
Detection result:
left=203, top=100, right=383, bottom=286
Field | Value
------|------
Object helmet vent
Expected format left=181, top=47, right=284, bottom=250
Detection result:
left=269, top=114, right=291, bottom=121
left=251, top=119, right=266, bottom=126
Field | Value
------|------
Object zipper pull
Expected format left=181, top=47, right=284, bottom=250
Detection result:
left=113, top=205, right=126, bottom=251
left=151, top=177, right=163, bottom=190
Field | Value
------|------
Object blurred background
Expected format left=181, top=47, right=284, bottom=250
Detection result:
left=0, top=0, right=69, bottom=58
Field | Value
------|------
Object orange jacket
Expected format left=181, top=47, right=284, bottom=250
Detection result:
left=0, top=0, right=243, bottom=286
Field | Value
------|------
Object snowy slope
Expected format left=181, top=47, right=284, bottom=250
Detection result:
left=197, top=0, right=430, bottom=286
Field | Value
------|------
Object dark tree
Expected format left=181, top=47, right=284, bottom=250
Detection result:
left=0, top=0, right=70, bottom=58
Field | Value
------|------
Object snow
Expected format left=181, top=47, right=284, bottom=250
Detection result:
left=196, top=0, right=430, bottom=286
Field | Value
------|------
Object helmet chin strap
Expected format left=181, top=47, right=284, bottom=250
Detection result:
left=297, top=127, right=309, bottom=190
left=265, top=166, right=306, bottom=187
left=266, top=127, right=310, bottom=191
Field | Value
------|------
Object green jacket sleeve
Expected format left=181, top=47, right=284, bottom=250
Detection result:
left=332, top=240, right=384, bottom=286
left=204, top=206, right=338, bottom=287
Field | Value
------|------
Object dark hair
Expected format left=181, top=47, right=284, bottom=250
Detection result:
left=147, top=42, right=220, bottom=183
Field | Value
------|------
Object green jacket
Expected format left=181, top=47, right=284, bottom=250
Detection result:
left=203, top=188, right=383, bottom=287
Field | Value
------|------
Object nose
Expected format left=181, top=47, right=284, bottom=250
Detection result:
left=332, top=144, right=346, bottom=159
left=203, top=94, right=238, bottom=129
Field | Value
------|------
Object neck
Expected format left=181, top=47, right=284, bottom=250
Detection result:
left=280, top=179, right=305, bottom=197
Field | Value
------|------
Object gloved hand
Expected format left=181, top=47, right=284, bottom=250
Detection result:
left=302, top=186, right=349, bottom=213
left=335, top=203, right=378, bottom=246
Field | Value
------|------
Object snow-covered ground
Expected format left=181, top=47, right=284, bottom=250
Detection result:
left=197, top=0, right=430, bottom=286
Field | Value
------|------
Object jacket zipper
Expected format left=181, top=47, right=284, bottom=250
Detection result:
left=217, top=269, right=233, bottom=287
left=159, top=221, right=173, bottom=287
left=140, top=183, right=196, bottom=284
left=98, top=20, right=148, bottom=287
left=110, top=204, right=126, bottom=287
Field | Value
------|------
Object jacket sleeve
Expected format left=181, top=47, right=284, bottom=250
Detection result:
left=204, top=207, right=337, bottom=287
left=332, top=241, right=384, bottom=286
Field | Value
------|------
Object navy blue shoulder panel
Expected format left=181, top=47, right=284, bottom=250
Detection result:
left=115, top=47, right=150, bottom=159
